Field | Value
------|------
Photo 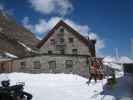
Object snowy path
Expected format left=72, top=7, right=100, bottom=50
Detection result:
left=0, top=73, right=132, bottom=100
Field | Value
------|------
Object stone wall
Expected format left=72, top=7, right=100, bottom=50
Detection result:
left=10, top=54, right=91, bottom=77
left=0, top=61, right=13, bottom=73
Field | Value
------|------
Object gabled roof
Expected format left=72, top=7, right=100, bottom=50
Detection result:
left=37, top=20, right=90, bottom=48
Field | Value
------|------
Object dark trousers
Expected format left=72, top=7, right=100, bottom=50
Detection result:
left=89, top=73, right=97, bottom=83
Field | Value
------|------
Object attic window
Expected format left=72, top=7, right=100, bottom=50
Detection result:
left=60, top=28, right=64, bottom=33
left=60, top=50, right=65, bottom=54
left=69, top=37, right=74, bottom=43
left=51, top=39, right=55, bottom=44
left=60, top=38, right=64, bottom=43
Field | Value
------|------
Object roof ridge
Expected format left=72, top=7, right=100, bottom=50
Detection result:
left=37, top=20, right=90, bottom=48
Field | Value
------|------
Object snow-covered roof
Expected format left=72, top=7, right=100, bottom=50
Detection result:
left=4, top=52, right=18, bottom=58
left=18, top=41, right=40, bottom=54
left=18, top=41, right=32, bottom=52
left=0, top=52, right=17, bottom=61
left=0, top=58, right=11, bottom=62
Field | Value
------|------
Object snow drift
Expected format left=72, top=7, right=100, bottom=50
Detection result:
left=0, top=73, right=107, bottom=100
left=0, top=73, right=132, bottom=100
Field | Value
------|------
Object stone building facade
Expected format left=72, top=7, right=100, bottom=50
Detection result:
left=0, top=20, right=102, bottom=77
left=5, top=54, right=91, bottom=77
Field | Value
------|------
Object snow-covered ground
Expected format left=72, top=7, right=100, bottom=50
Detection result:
left=0, top=72, right=132, bottom=100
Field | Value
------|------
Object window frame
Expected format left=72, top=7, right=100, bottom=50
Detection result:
left=33, top=61, right=41, bottom=69
left=48, top=61, right=56, bottom=72
left=48, top=50, right=52, bottom=54
left=50, top=39, right=55, bottom=45
left=60, top=49, right=65, bottom=54
left=60, top=38, right=65, bottom=43
left=72, top=49, right=78, bottom=54
left=68, top=37, right=74, bottom=43
left=20, top=61, right=26, bottom=69
left=60, top=28, right=64, bottom=33
left=65, top=60, right=73, bottom=69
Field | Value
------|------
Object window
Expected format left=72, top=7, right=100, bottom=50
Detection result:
left=60, top=38, right=64, bottom=43
left=48, top=50, right=52, bottom=54
left=20, top=62, right=26, bottom=69
left=50, top=39, right=55, bottom=44
left=69, top=37, right=74, bottom=43
left=56, top=45, right=65, bottom=50
left=72, top=49, right=78, bottom=54
left=57, top=33, right=64, bottom=37
left=65, top=60, right=73, bottom=71
left=60, top=28, right=64, bottom=33
left=1, top=63, right=5, bottom=71
left=33, top=61, right=41, bottom=69
left=60, top=50, right=65, bottom=54
left=49, top=61, right=56, bottom=73
left=57, top=28, right=64, bottom=37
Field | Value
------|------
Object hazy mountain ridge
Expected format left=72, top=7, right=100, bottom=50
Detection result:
left=0, top=10, right=40, bottom=57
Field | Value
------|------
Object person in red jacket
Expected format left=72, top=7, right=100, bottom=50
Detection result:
left=88, top=62, right=97, bottom=83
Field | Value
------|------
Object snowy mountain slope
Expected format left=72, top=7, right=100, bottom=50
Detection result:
left=103, top=56, right=133, bottom=64
left=103, top=56, right=133, bottom=71
left=0, top=10, right=39, bottom=57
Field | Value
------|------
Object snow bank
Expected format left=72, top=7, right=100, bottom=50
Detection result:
left=0, top=73, right=107, bottom=100
left=0, top=73, right=132, bottom=100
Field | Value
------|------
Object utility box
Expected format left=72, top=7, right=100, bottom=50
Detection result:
left=123, top=63, right=133, bottom=94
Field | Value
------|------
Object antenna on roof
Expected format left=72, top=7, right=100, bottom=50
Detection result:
left=113, top=48, right=119, bottom=60
left=60, top=13, right=65, bottom=21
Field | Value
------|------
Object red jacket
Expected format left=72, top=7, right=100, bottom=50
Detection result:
left=93, top=64, right=97, bottom=69
left=90, top=64, right=97, bottom=74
